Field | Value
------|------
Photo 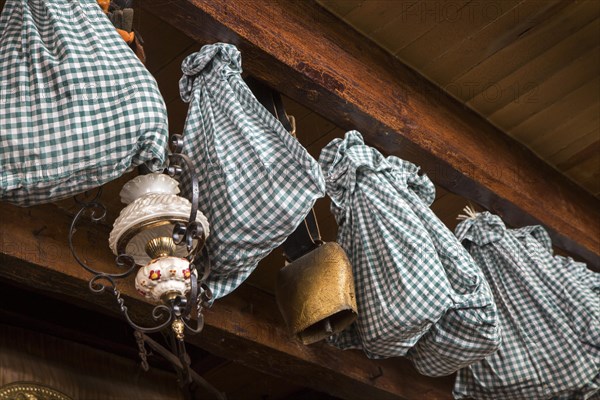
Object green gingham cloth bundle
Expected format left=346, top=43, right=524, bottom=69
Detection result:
left=0, top=0, right=168, bottom=206
left=554, top=255, right=600, bottom=296
left=517, top=228, right=600, bottom=399
left=454, top=212, right=599, bottom=400
left=178, top=43, right=326, bottom=300
left=318, top=131, right=501, bottom=376
left=517, top=228, right=600, bottom=364
left=550, top=256, right=600, bottom=400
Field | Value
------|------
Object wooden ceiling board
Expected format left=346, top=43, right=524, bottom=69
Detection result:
left=396, top=0, right=522, bottom=70
left=154, top=46, right=197, bottom=104
left=385, top=0, right=472, bottom=54
left=294, top=109, right=338, bottom=148
left=548, top=128, right=600, bottom=167
left=317, top=0, right=599, bottom=198
left=488, top=47, right=600, bottom=131
left=556, top=139, right=600, bottom=172
left=341, top=0, right=402, bottom=30
left=51, top=172, right=135, bottom=228
left=304, top=127, right=346, bottom=161
left=343, top=0, right=421, bottom=38
left=509, top=76, right=600, bottom=141
left=452, top=0, right=600, bottom=103
left=317, top=0, right=365, bottom=18
left=564, top=154, right=600, bottom=195
left=434, top=185, right=450, bottom=199
left=345, top=1, right=449, bottom=54
left=372, top=0, right=423, bottom=27
left=136, top=13, right=195, bottom=75
left=281, top=97, right=314, bottom=121
left=431, top=191, right=468, bottom=231
left=467, top=19, right=600, bottom=117
left=418, top=0, right=567, bottom=85
left=529, top=101, right=600, bottom=154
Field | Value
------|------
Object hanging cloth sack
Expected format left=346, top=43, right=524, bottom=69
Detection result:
left=550, top=256, right=600, bottom=400
left=178, top=43, right=326, bottom=300
left=557, top=255, right=600, bottom=295
left=516, top=227, right=600, bottom=400
left=0, top=0, right=168, bottom=206
left=515, top=227, right=600, bottom=364
left=515, top=227, right=600, bottom=399
left=318, top=131, right=500, bottom=375
left=454, top=212, right=599, bottom=400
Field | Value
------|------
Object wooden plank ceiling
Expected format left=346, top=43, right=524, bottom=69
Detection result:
left=317, top=0, right=600, bottom=197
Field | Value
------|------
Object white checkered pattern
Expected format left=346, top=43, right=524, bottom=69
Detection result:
left=318, top=131, right=500, bottom=376
left=0, top=0, right=168, bottom=206
left=550, top=255, right=600, bottom=400
left=178, top=43, right=325, bottom=300
left=454, top=212, right=599, bottom=399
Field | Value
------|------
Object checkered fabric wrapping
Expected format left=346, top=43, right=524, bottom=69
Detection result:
left=454, top=212, right=600, bottom=399
left=516, top=228, right=600, bottom=361
left=549, top=256, right=600, bottom=400
left=0, top=0, right=168, bottom=206
left=518, top=229, right=600, bottom=400
left=178, top=43, right=325, bottom=300
left=554, top=255, right=600, bottom=296
left=318, top=131, right=500, bottom=375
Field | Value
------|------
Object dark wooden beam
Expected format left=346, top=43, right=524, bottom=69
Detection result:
left=0, top=281, right=223, bottom=375
left=0, top=203, right=454, bottom=400
left=140, top=0, right=599, bottom=268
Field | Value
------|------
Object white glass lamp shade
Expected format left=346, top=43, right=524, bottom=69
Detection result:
left=109, top=174, right=210, bottom=265
left=119, top=173, right=181, bottom=204
left=135, top=256, right=196, bottom=303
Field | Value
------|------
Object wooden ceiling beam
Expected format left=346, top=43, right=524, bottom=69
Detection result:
left=0, top=203, right=453, bottom=400
left=140, top=0, right=599, bottom=267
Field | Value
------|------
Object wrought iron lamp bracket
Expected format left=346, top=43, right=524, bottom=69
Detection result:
left=68, top=133, right=223, bottom=399
left=68, top=185, right=209, bottom=335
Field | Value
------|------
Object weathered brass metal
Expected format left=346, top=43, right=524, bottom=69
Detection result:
left=276, top=242, right=358, bottom=345
left=172, top=318, right=185, bottom=341
left=160, top=290, right=182, bottom=304
left=0, top=382, right=72, bottom=400
left=116, top=216, right=187, bottom=255
left=145, top=236, right=176, bottom=259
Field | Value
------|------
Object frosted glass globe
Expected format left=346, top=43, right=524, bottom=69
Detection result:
left=109, top=173, right=210, bottom=265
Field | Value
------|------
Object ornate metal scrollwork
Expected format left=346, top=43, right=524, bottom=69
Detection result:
left=167, top=134, right=203, bottom=258
left=69, top=193, right=179, bottom=334
left=67, top=132, right=224, bottom=399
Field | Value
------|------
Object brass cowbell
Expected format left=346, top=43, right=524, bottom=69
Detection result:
left=245, top=78, right=358, bottom=345
left=276, top=241, right=358, bottom=345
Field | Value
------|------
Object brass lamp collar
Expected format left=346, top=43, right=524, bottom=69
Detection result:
left=145, top=236, right=176, bottom=258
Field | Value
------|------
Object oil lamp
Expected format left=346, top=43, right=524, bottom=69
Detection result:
left=69, top=134, right=224, bottom=399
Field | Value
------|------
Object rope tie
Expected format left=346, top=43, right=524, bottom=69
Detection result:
left=457, top=204, right=479, bottom=221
